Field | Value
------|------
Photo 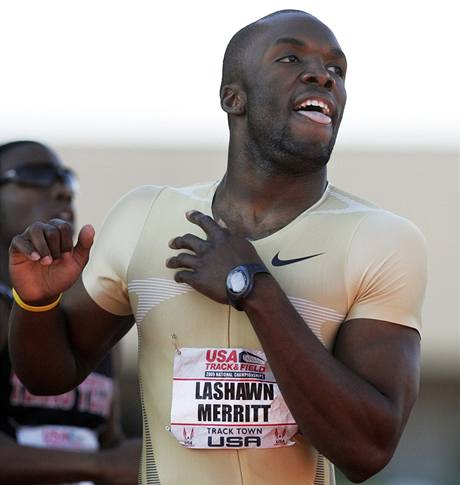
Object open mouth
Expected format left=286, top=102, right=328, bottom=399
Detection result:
left=293, top=98, right=333, bottom=125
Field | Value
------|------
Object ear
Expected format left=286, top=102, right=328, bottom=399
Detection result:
left=220, top=84, right=246, bottom=115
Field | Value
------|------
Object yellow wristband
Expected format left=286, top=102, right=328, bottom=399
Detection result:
left=12, top=288, right=62, bottom=313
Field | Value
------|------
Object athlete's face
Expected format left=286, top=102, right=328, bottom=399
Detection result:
left=243, top=14, right=347, bottom=173
left=0, top=145, right=75, bottom=243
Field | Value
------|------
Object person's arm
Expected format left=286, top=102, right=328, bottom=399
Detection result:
left=0, top=428, right=142, bottom=485
left=166, top=210, right=425, bottom=483
left=242, top=282, right=419, bottom=482
left=96, top=404, right=142, bottom=485
left=8, top=225, right=133, bottom=394
left=0, top=430, right=98, bottom=485
left=8, top=186, right=160, bottom=395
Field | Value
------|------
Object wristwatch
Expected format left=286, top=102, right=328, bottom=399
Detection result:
left=226, top=263, right=270, bottom=311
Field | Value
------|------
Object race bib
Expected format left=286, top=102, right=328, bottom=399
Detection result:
left=170, top=348, right=298, bottom=449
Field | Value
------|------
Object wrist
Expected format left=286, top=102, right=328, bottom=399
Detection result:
left=12, top=288, right=62, bottom=312
left=242, top=273, right=278, bottom=312
left=226, top=263, right=270, bottom=311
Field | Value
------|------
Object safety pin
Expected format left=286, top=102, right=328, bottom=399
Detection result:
left=171, top=333, right=181, bottom=355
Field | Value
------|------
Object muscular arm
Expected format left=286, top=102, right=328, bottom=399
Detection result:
left=167, top=210, right=422, bottom=483
left=9, top=278, right=134, bottom=395
left=244, top=276, right=419, bottom=482
left=8, top=221, right=134, bottom=394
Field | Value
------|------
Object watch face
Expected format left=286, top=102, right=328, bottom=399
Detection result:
left=229, top=270, right=247, bottom=293
left=226, top=263, right=268, bottom=310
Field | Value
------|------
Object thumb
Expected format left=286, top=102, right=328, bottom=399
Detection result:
left=72, top=224, right=95, bottom=268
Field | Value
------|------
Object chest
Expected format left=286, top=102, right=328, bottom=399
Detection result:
left=127, top=202, right=351, bottom=354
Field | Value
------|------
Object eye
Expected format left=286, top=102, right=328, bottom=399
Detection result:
left=277, top=55, right=300, bottom=63
left=327, top=65, right=344, bottom=77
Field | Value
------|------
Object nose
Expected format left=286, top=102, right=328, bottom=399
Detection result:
left=51, top=182, right=75, bottom=223
left=51, top=180, right=75, bottom=213
left=52, top=180, right=74, bottom=203
left=300, top=62, right=334, bottom=90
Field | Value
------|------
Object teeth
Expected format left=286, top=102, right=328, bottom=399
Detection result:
left=296, top=98, right=331, bottom=115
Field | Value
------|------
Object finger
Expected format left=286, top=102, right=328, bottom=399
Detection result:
left=48, top=219, right=74, bottom=253
left=9, top=235, right=41, bottom=262
left=43, top=225, right=65, bottom=261
left=169, top=233, right=206, bottom=253
left=166, top=253, right=199, bottom=270
left=27, top=222, right=54, bottom=265
left=72, top=225, right=95, bottom=268
left=174, top=270, right=195, bottom=286
left=186, top=211, right=221, bottom=239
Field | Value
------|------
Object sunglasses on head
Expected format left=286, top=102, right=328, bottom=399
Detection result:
left=0, top=162, right=77, bottom=189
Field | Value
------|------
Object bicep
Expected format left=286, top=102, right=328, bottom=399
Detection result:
left=62, top=278, right=135, bottom=380
left=334, top=318, right=421, bottom=424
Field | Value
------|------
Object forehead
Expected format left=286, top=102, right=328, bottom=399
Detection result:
left=253, top=14, right=343, bottom=58
left=0, top=144, right=61, bottom=172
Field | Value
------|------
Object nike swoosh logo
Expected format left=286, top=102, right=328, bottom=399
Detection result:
left=271, top=251, right=325, bottom=267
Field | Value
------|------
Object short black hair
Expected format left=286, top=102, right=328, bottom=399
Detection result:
left=0, top=140, right=48, bottom=173
left=220, top=9, right=313, bottom=90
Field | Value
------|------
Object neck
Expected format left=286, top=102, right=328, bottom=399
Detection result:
left=213, top=140, right=328, bottom=239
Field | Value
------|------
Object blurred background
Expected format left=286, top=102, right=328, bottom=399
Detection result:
left=1, top=1, right=458, bottom=483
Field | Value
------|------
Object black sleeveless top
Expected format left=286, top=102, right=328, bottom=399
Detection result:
left=0, top=287, right=114, bottom=441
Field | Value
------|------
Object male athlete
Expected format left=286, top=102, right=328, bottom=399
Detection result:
left=8, top=10, right=426, bottom=485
